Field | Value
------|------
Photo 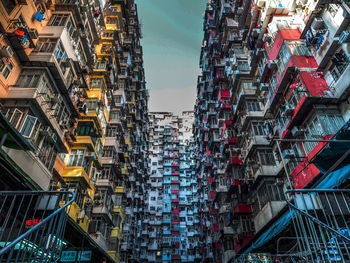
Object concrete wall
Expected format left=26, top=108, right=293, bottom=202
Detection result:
left=4, top=147, right=51, bottom=190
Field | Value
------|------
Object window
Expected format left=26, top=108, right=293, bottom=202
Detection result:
left=269, top=72, right=278, bottom=92
left=110, top=111, right=120, bottom=120
left=115, top=195, right=122, bottom=206
left=76, top=43, right=87, bottom=65
left=95, top=60, right=107, bottom=69
left=251, top=121, right=265, bottom=136
left=246, top=100, right=260, bottom=111
left=35, top=2, right=45, bottom=13
left=278, top=44, right=291, bottom=78
left=65, top=17, right=75, bottom=37
left=327, top=4, right=340, bottom=17
left=319, top=114, right=344, bottom=135
left=101, top=31, right=114, bottom=38
left=54, top=40, right=68, bottom=73
left=20, top=115, right=38, bottom=138
left=0, top=60, right=14, bottom=79
left=34, top=38, right=57, bottom=53
left=106, top=17, right=119, bottom=26
left=16, top=70, right=42, bottom=88
left=286, top=41, right=311, bottom=56
left=303, top=116, right=324, bottom=154
left=86, top=99, right=98, bottom=110
left=1, top=0, right=16, bottom=14
left=257, top=182, right=283, bottom=207
left=8, top=109, right=23, bottom=129
left=114, top=95, right=122, bottom=104
left=287, top=83, right=303, bottom=107
left=90, top=78, right=104, bottom=89
left=67, top=149, right=85, bottom=167
left=49, top=14, right=69, bottom=26
left=258, top=150, right=276, bottom=165
left=304, top=113, right=344, bottom=154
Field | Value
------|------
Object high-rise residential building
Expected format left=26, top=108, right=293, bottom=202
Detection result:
left=195, top=0, right=350, bottom=262
left=2, top=0, right=350, bottom=262
left=0, top=0, right=148, bottom=262
left=146, top=112, right=201, bottom=262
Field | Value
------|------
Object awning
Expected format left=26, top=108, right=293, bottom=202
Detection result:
left=237, top=163, right=350, bottom=258
left=312, top=127, right=350, bottom=173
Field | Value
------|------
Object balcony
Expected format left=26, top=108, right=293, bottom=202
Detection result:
left=171, top=219, right=180, bottom=225
left=141, top=241, right=147, bottom=247
left=240, top=110, right=264, bottom=130
left=254, top=165, right=280, bottom=180
left=95, top=178, right=114, bottom=190
left=162, top=254, right=171, bottom=260
left=290, top=161, right=321, bottom=189
left=171, top=208, right=179, bottom=214
left=219, top=204, right=231, bottom=214
left=254, top=201, right=287, bottom=232
left=92, top=205, right=113, bottom=222
left=228, top=157, right=243, bottom=165
left=111, top=226, right=122, bottom=239
left=62, top=166, right=90, bottom=187
left=90, top=231, right=108, bottom=252
left=113, top=205, right=124, bottom=215
left=233, top=204, right=252, bottom=215
left=163, top=218, right=171, bottom=224
left=149, top=231, right=157, bottom=238
left=148, top=242, right=158, bottom=251
left=163, top=229, right=171, bottom=235
left=115, top=186, right=126, bottom=194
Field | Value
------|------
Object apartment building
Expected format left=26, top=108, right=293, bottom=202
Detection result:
left=146, top=112, right=201, bottom=262
left=0, top=0, right=148, bottom=262
left=195, top=0, right=350, bottom=262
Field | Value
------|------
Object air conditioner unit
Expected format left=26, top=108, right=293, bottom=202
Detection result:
left=50, top=96, right=60, bottom=106
left=46, top=126, right=53, bottom=136
left=28, top=29, right=39, bottom=39
left=275, top=178, right=284, bottom=185
left=268, top=60, right=278, bottom=69
left=0, top=46, right=14, bottom=58
left=259, top=83, right=269, bottom=91
left=62, top=58, right=72, bottom=67
left=311, top=18, right=325, bottom=31
left=283, top=105, right=294, bottom=117
left=17, top=0, right=28, bottom=5
left=257, top=0, right=266, bottom=7
left=51, top=133, right=57, bottom=143
left=72, top=29, right=80, bottom=40
left=282, top=149, right=295, bottom=159
left=262, top=33, right=271, bottom=43
left=291, top=126, right=306, bottom=137
left=339, top=31, right=350, bottom=44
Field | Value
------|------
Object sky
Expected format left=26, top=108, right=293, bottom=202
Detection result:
left=135, top=0, right=206, bottom=114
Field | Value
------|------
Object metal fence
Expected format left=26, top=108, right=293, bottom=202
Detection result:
left=285, top=189, right=350, bottom=263
left=0, top=191, right=74, bottom=263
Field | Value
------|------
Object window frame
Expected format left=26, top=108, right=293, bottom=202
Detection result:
left=0, top=60, right=14, bottom=80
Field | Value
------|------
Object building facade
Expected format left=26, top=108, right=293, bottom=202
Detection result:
left=0, top=0, right=148, bottom=262
left=146, top=112, right=201, bottom=262
left=195, top=0, right=350, bottom=262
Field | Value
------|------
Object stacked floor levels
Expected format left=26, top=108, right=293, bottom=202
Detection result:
left=195, top=0, right=350, bottom=262
left=145, top=112, right=201, bottom=262
left=0, top=0, right=149, bottom=262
